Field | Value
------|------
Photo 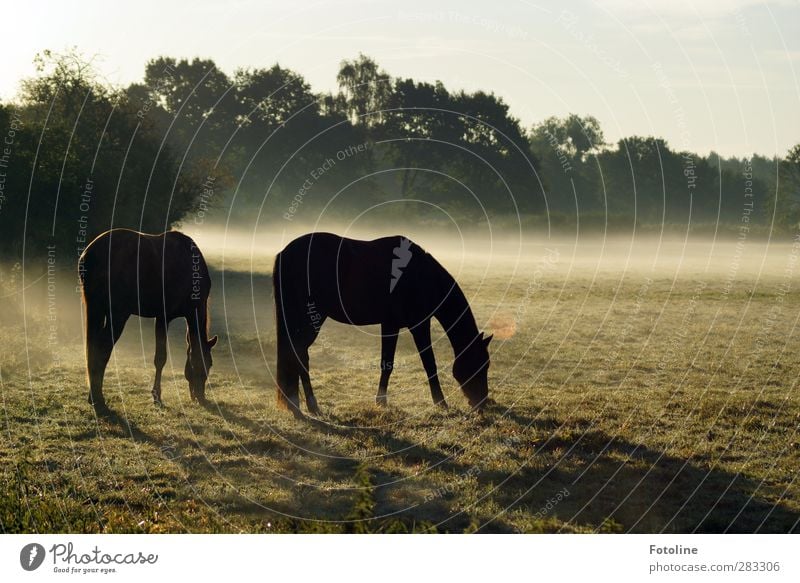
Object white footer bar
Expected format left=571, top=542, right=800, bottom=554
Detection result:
left=1, top=534, right=796, bottom=582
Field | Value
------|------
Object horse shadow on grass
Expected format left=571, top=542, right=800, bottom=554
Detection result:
left=78, top=399, right=800, bottom=533
left=73, top=401, right=364, bottom=525
left=277, top=403, right=800, bottom=533
left=445, top=406, right=800, bottom=533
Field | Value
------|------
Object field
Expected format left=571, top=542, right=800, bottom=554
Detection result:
left=2, top=232, right=799, bottom=533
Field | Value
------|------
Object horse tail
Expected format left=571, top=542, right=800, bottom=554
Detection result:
left=78, top=238, right=104, bottom=315
left=77, top=242, right=94, bottom=291
left=273, top=252, right=296, bottom=409
left=78, top=241, right=108, bottom=394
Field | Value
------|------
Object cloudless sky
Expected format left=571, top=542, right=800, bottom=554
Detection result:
left=3, top=0, right=798, bottom=157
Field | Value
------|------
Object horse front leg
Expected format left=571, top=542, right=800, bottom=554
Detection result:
left=376, top=324, right=399, bottom=406
left=411, top=319, right=447, bottom=409
left=152, top=317, right=168, bottom=406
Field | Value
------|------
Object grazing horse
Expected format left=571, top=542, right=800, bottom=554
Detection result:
left=78, top=229, right=217, bottom=413
left=273, top=232, right=492, bottom=417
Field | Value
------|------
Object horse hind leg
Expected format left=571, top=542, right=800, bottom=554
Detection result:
left=85, top=300, right=109, bottom=412
left=152, top=317, right=168, bottom=406
left=297, top=348, right=320, bottom=415
left=86, top=306, right=128, bottom=413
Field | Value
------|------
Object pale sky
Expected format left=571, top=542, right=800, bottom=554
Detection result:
left=2, top=0, right=799, bottom=157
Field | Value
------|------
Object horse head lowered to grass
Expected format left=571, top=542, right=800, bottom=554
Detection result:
left=78, top=228, right=217, bottom=413
left=272, top=232, right=492, bottom=417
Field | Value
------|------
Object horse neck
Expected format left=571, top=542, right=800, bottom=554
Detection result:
left=431, top=267, right=479, bottom=356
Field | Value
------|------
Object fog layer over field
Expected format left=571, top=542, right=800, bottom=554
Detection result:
left=5, top=227, right=798, bottom=383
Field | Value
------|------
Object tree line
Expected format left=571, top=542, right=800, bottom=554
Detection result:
left=1, top=49, right=799, bottom=259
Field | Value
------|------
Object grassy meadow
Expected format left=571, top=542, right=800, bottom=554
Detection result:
left=1, top=233, right=799, bottom=533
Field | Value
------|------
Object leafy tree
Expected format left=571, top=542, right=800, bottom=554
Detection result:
left=531, top=114, right=604, bottom=162
left=232, top=64, right=374, bottom=217
left=142, top=56, right=237, bottom=160
left=771, top=144, right=800, bottom=229
left=0, top=50, right=210, bottom=259
left=530, top=114, right=605, bottom=214
left=450, top=90, right=541, bottom=214
left=381, top=78, right=454, bottom=197
left=336, top=54, right=393, bottom=127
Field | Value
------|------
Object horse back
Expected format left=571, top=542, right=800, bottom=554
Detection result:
left=79, top=229, right=209, bottom=318
left=277, top=232, right=440, bottom=326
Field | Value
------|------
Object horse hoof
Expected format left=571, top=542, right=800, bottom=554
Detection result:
left=435, top=400, right=449, bottom=409
left=153, top=400, right=164, bottom=408
left=376, top=395, right=388, bottom=407
left=93, top=403, right=111, bottom=417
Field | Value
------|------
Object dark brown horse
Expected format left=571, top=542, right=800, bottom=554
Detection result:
left=78, top=229, right=217, bottom=413
left=273, top=232, right=492, bottom=417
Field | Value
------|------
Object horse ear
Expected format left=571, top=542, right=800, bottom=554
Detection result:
left=483, top=334, right=493, bottom=346
left=207, top=335, right=218, bottom=348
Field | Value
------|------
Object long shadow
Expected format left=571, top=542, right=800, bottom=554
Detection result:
left=73, top=401, right=344, bottom=523
left=77, top=397, right=800, bottom=533
left=267, top=403, right=800, bottom=533
left=69, top=407, right=156, bottom=444
left=461, top=407, right=800, bottom=533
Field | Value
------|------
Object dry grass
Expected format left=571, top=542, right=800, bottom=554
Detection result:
left=2, top=238, right=799, bottom=533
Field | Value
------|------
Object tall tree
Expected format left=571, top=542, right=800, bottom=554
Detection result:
left=381, top=78, right=454, bottom=197
left=0, top=50, right=207, bottom=259
left=530, top=114, right=605, bottom=214
left=336, top=54, right=393, bottom=127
